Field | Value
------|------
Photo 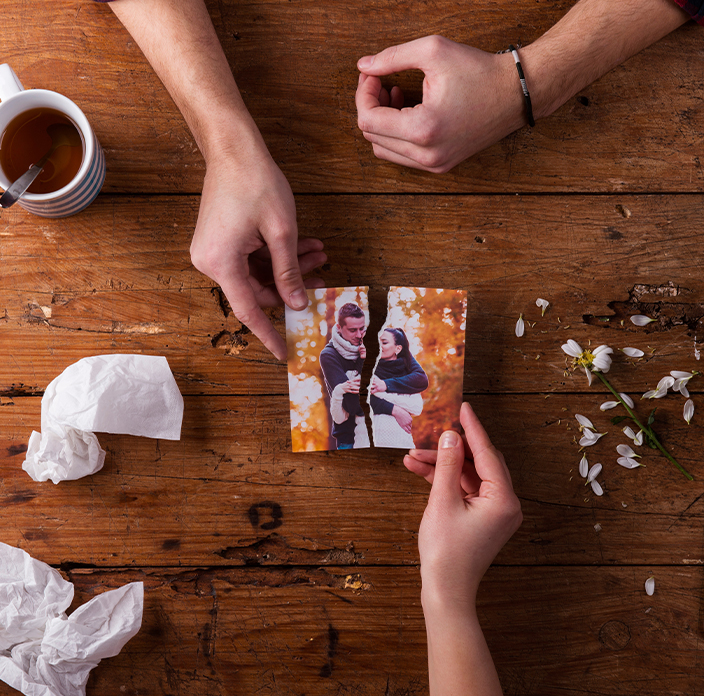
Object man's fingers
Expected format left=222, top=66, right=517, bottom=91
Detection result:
left=403, top=454, right=435, bottom=484
left=407, top=449, right=438, bottom=465
left=369, top=142, right=437, bottom=172
left=252, top=237, right=324, bottom=262
left=255, top=275, right=324, bottom=308
left=429, top=430, right=465, bottom=500
left=356, top=75, right=421, bottom=141
left=220, top=278, right=287, bottom=361
left=357, top=35, right=447, bottom=76
left=460, top=402, right=513, bottom=489
left=262, top=223, right=310, bottom=312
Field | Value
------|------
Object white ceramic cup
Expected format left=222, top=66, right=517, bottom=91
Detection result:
left=0, top=64, right=105, bottom=217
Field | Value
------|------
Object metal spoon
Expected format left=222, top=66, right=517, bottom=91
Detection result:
left=0, top=122, right=81, bottom=209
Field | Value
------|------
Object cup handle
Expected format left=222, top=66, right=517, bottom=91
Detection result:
left=0, top=64, right=24, bottom=102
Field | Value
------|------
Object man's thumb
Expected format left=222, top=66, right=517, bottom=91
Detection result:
left=430, top=430, right=464, bottom=498
left=357, top=39, right=426, bottom=76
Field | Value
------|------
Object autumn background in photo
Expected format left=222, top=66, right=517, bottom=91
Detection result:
left=286, top=287, right=369, bottom=452
left=377, top=287, right=468, bottom=450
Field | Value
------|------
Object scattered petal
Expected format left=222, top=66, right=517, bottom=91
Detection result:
left=600, top=401, right=619, bottom=411
left=642, top=388, right=668, bottom=400
left=617, top=444, right=640, bottom=459
left=622, top=347, right=645, bottom=358
left=656, top=376, right=675, bottom=392
left=619, top=393, right=635, bottom=409
left=561, top=339, right=583, bottom=358
left=591, top=480, right=604, bottom=496
left=587, top=463, right=603, bottom=482
left=580, top=431, right=606, bottom=447
left=515, top=314, right=525, bottom=337
left=670, top=370, right=692, bottom=380
left=536, top=298, right=549, bottom=316
left=631, top=315, right=655, bottom=326
left=592, top=345, right=614, bottom=373
left=617, top=457, right=641, bottom=469
left=634, top=431, right=644, bottom=446
left=645, top=576, right=655, bottom=596
left=679, top=384, right=690, bottom=398
left=575, top=414, right=595, bottom=431
left=684, top=399, right=694, bottom=424
left=622, top=426, right=636, bottom=440
left=579, top=454, right=589, bottom=478
left=584, top=367, right=593, bottom=386
left=594, top=523, right=602, bottom=532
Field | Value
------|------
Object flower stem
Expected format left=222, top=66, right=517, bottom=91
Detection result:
left=595, top=372, right=693, bottom=480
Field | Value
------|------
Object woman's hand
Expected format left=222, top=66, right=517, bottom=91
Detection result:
left=392, top=405, right=413, bottom=433
left=369, top=375, right=387, bottom=394
left=404, top=402, right=522, bottom=609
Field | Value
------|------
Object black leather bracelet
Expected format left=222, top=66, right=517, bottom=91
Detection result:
left=507, top=44, right=535, bottom=127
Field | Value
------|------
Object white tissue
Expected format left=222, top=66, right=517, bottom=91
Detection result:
left=23, top=354, right=184, bottom=484
left=0, top=543, right=143, bottom=696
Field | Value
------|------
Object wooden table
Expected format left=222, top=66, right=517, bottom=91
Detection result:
left=2, top=1, right=704, bottom=694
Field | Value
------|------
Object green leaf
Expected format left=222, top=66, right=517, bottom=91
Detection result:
left=647, top=408, right=657, bottom=426
left=610, top=415, right=628, bottom=425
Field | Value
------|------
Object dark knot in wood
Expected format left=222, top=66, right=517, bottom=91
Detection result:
left=598, top=620, right=631, bottom=650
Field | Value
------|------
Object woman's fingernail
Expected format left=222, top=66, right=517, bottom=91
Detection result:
left=358, top=56, right=374, bottom=70
left=440, top=431, right=460, bottom=449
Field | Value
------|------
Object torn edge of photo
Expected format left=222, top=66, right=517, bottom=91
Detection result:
left=368, top=287, right=468, bottom=450
left=286, top=287, right=371, bottom=452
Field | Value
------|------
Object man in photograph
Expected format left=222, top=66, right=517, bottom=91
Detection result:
left=319, top=303, right=370, bottom=449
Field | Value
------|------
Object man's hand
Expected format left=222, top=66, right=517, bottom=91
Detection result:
left=190, top=148, right=326, bottom=361
left=356, top=36, right=526, bottom=173
left=369, top=375, right=387, bottom=394
left=340, top=374, right=361, bottom=394
left=392, top=404, right=413, bottom=433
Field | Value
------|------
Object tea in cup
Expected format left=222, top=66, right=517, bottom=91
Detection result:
left=0, top=64, right=105, bottom=217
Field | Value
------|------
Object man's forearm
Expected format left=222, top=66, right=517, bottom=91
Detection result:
left=108, top=0, right=264, bottom=166
left=522, top=0, right=690, bottom=120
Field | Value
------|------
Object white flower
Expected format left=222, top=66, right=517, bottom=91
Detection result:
left=587, top=463, right=602, bottom=482
left=561, top=339, right=583, bottom=358
left=515, top=314, right=525, bottom=337
left=622, top=347, right=645, bottom=358
left=579, top=454, right=588, bottom=478
left=657, top=375, right=675, bottom=391
left=616, top=444, right=640, bottom=459
left=575, top=414, right=595, bottom=431
left=631, top=315, right=655, bottom=326
left=591, top=480, right=604, bottom=496
left=684, top=399, right=694, bottom=424
left=634, top=430, right=644, bottom=446
left=600, top=401, right=619, bottom=411
left=580, top=430, right=606, bottom=447
left=671, top=371, right=695, bottom=397
left=619, top=393, right=635, bottom=409
left=645, top=576, right=655, bottom=596
left=536, top=298, right=549, bottom=316
left=617, top=457, right=641, bottom=469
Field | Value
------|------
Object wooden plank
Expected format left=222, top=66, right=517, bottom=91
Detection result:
left=0, top=565, right=699, bottom=696
left=2, top=394, right=703, bottom=567
left=2, top=195, right=704, bottom=395
left=1, top=2, right=703, bottom=194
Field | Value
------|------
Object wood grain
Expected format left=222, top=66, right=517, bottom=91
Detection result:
left=0, top=2, right=702, bottom=194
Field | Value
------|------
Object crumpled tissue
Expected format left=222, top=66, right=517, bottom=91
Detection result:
left=0, top=542, right=143, bottom=696
left=22, top=354, right=184, bottom=484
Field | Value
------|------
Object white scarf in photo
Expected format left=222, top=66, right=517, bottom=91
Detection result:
left=331, top=324, right=360, bottom=361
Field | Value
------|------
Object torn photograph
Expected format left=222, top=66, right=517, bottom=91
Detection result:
left=286, top=287, right=370, bottom=452
left=369, top=287, right=467, bottom=450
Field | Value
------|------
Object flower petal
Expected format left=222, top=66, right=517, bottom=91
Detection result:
left=587, top=463, right=603, bottom=482
left=579, top=431, right=606, bottom=447
left=622, top=347, right=645, bottom=358
left=617, top=457, right=641, bottom=469
left=575, top=414, right=595, bottom=430
left=591, top=480, right=604, bottom=496
left=536, top=298, right=549, bottom=316
left=684, top=399, right=694, bottom=424
left=600, top=401, right=619, bottom=411
left=631, top=315, right=655, bottom=326
left=584, top=367, right=593, bottom=386
left=579, top=454, right=589, bottom=478
left=561, top=339, right=582, bottom=358
left=656, top=376, right=675, bottom=392
left=645, top=576, right=655, bottom=596
left=617, top=444, right=639, bottom=458
left=515, top=315, right=525, bottom=337
left=634, top=430, right=644, bottom=446
left=680, top=384, right=690, bottom=398
left=670, top=370, right=692, bottom=379
left=622, top=426, right=636, bottom=440
left=618, top=393, right=635, bottom=409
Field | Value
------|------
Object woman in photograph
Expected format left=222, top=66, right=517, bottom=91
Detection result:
left=369, top=327, right=429, bottom=448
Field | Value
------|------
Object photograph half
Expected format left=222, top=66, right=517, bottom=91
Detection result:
left=286, top=287, right=370, bottom=452
left=368, top=287, right=467, bottom=450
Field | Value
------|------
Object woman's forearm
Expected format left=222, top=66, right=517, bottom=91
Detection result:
left=522, top=0, right=690, bottom=119
left=108, top=0, right=266, bottom=166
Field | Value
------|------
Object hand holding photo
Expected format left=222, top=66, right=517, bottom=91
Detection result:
left=286, top=287, right=370, bottom=452
left=369, top=287, right=467, bottom=449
